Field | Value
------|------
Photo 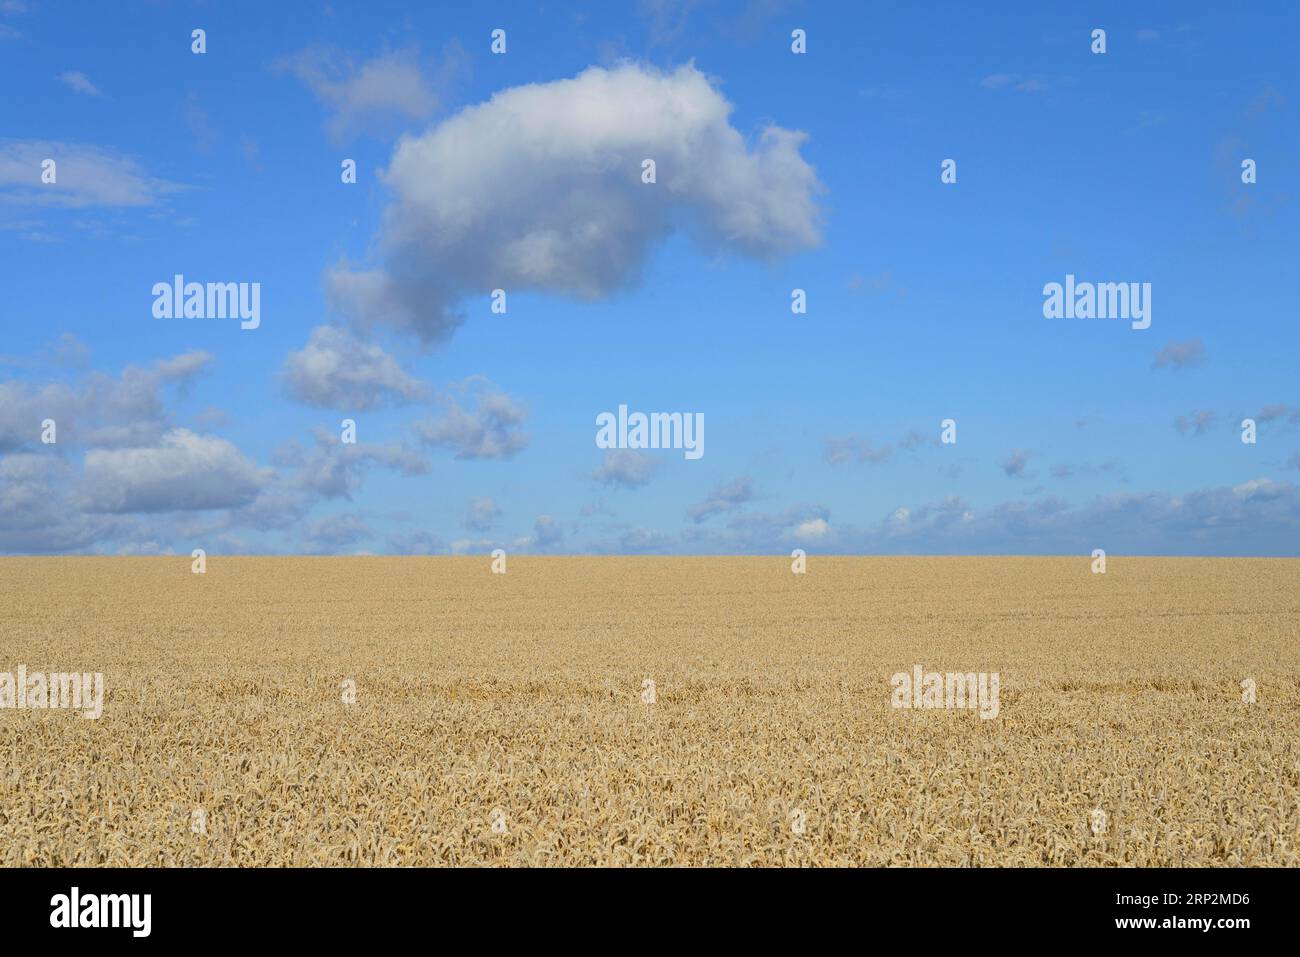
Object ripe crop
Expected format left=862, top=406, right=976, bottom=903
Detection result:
left=1, top=556, right=1296, bottom=866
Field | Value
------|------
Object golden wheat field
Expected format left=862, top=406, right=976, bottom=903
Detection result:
left=0, top=555, right=1297, bottom=867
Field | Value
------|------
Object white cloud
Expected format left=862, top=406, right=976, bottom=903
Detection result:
left=1174, top=410, right=1216, bottom=436
left=282, top=325, right=426, bottom=410
left=328, top=62, right=823, bottom=343
left=0, top=351, right=213, bottom=451
left=415, top=378, right=528, bottom=459
left=823, top=434, right=893, bottom=466
left=302, top=512, right=373, bottom=552
left=0, top=453, right=124, bottom=553
left=463, top=496, right=501, bottom=531
left=386, top=530, right=443, bottom=555
left=277, top=429, right=428, bottom=500
left=793, top=517, right=829, bottom=539
left=0, top=139, right=184, bottom=207
left=1255, top=404, right=1299, bottom=425
left=1152, top=337, right=1206, bottom=371
left=1001, top=448, right=1030, bottom=477
left=979, top=73, right=1061, bottom=94
left=686, top=476, right=753, bottom=522
left=57, top=71, right=103, bottom=97
left=79, top=429, right=272, bottom=513
left=592, top=449, right=659, bottom=488
left=275, top=46, right=444, bottom=141
left=531, top=515, right=564, bottom=548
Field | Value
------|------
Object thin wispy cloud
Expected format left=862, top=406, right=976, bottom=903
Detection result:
left=57, top=71, right=103, bottom=97
left=275, top=45, right=457, bottom=141
left=1153, top=338, right=1206, bottom=371
left=0, top=139, right=184, bottom=207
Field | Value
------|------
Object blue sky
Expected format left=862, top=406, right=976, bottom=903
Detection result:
left=1, top=0, right=1297, bottom=555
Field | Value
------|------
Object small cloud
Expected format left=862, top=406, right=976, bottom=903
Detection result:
left=78, top=429, right=271, bottom=514
left=531, top=515, right=564, bottom=549
left=848, top=270, right=894, bottom=294
left=0, top=139, right=184, bottom=208
left=1049, top=459, right=1122, bottom=480
left=277, top=429, right=427, bottom=502
left=274, top=45, right=452, bottom=142
left=414, top=377, right=528, bottom=460
left=858, top=85, right=910, bottom=102
left=793, top=517, right=829, bottom=540
left=182, top=93, right=214, bottom=153
left=282, top=325, right=426, bottom=411
left=302, top=512, right=372, bottom=552
left=1247, top=86, right=1285, bottom=119
left=980, top=73, right=1017, bottom=90
left=57, top=71, right=103, bottom=97
left=240, top=134, right=261, bottom=169
left=463, top=496, right=501, bottom=531
left=1152, top=338, right=1205, bottom=371
left=1255, top=404, right=1300, bottom=426
left=1174, top=410, right=1216, bottom=436
left=592, top=449, right=659, bottom=489
left=386, top=530, right=443, bottom=555
left=823, top=434, right=892, bottom=466
left=979, top=73, right=1060, bottom=94
left=1001, top=449, right=1029, bottom=478
left=194, top=405, right=230, bottom=430
left=52, top=332, right=89, bottom=367
left=686, top=476, right=754, bottom=523
left=636, top=0, right=700, bottom=46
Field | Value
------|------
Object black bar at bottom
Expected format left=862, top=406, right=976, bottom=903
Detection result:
left=0, top=866, right=1280, bottom=942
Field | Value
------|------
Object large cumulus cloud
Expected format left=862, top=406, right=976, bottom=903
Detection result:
left=78, top=429, right=272, bottom=513
left=327, top=62, right=823, bottom=343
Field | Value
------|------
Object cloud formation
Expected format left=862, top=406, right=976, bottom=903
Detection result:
left=823, top=429, right=925, bottom=467
left=277, top=429, right=428, bottom=500
left=275, top=46, right=445, bottom=141
left=0, top=350, right=212, bottom=451
left=823, top=434, right=891, bottom=466
left=302, top=512, right=373, bottom=552
left=1152, top=337, right=1206, bottom=371
left=1255, top=404, right=1300, bottom=426
left=592, top=449, right=659, bottom=488
left=415, top=378, right=528, bottom=459
left=686, top=476, right=754, bottom=522
left=282, top=325, right=426, bottom=410
left=1175, top=410, right=1216, bottom=435
left=1001, top=449, right=1030, bottom=477
left=57, top=71, right=103, bottom=97
left=78, top=429, right=271, bottom=513
left=328, top=62, right=823, bottom=343
left=0, top=139, right=183, bottom=207
left=463, top=496, right=501, bottom=531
